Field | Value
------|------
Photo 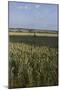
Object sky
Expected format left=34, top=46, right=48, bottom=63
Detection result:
left=8, top=1, right=58, bottom=31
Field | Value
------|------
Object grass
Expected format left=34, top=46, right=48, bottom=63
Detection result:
left=9, top=32, right=58, bottom=88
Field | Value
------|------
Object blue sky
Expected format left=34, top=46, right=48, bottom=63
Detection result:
left=8, top=2, right=58, bottom=30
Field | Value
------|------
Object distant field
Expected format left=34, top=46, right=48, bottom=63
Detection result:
left=9, top=32, right=58, bottom=37
left=9, top=31, right=58, bottom=88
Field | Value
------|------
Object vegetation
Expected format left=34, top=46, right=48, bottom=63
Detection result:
left=9, top=32, right=58, bottom=88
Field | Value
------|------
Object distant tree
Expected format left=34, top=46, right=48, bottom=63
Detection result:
left=29, top=29, right=33, bottom=32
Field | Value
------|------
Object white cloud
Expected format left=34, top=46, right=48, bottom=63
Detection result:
left=25, top=6, right=28, bottom=9
left=17, top=6, right=23, bottom=9
left=17, top=5, right=28, bottom=9
left=35, top=5, right=40, bottom=8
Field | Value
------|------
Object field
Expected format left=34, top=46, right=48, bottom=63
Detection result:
left=9, top=31, right=58, bottom=88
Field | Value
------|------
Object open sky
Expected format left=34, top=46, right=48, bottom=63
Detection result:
left=8, top=1, right=58, bottom=31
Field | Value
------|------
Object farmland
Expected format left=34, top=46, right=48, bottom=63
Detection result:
left=9, top=31, right=58, bottom=88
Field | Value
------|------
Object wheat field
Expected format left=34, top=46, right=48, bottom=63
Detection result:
left=9, top=32, right=58, bottom=88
